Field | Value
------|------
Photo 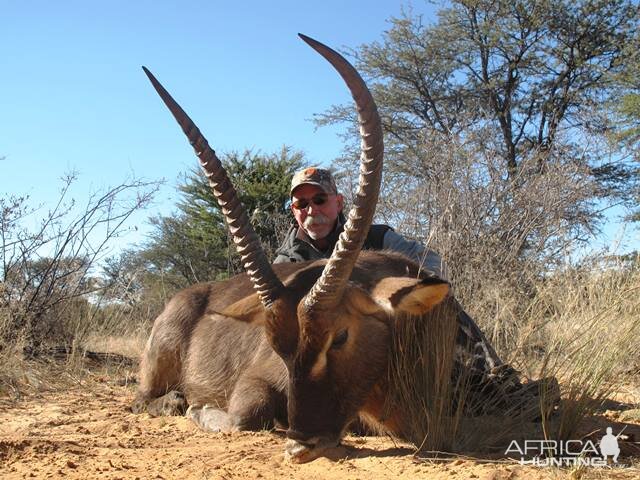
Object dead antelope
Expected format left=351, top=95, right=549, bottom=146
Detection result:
left=133, top=34, right=459, bottom=462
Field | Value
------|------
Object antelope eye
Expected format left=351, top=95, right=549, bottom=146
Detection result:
left=331, top=329, right=348, bottom=349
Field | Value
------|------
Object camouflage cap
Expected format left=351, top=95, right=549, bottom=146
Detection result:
left=290, top=167, right=338, bottom=196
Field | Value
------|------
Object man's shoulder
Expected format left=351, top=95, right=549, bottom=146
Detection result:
left=280, top=224, right=298, bottom=243
left=370, top=223, right=394, bottom=232
left=365, top=224, right=393, bottom=250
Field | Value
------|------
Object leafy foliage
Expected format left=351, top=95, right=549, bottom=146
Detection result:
left=107, top=147, right=305, bottom=300
left=317, top=0, right=639, bottom=343
left=610, top=28, right=640, bottom=220
left=324, top=0, right=638, bottom=175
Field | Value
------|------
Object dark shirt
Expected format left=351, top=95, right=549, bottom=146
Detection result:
left=273, top=222, right=390, bottom=264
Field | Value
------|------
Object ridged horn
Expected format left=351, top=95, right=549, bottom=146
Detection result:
left=298, top=34, right=384, bottom=311
left=142, top=66, right=284, bottom=307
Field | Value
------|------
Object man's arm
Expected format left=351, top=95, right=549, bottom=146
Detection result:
left=382, top=230, right=448, bottom=279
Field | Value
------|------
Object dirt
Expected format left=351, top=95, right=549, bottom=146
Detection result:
left=2, top=371, right=640, bottom=480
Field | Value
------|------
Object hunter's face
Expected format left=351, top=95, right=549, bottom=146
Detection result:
left=291, top=184, right=343, bottom=241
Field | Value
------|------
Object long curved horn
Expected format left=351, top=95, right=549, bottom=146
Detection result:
left=142, top=67, right=284, bottom=307
left=298, top=34, right=384, bottom=311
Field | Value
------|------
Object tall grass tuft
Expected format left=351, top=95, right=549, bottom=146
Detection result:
left=383, top=298, right=467, bottom=453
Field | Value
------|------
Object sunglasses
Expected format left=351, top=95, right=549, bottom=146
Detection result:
left=291, top=194, right=330, bottom=210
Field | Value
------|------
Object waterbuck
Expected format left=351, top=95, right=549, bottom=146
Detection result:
left=133, top=34, right=495, bottom=462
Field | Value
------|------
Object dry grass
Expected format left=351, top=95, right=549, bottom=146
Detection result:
left=0, top=297, right=149, bottom=402
left=83, top=334, right=147, bottom=359
left=382, top=259, right=640, bottom=454
left=521, top=264, right=640, bottom=442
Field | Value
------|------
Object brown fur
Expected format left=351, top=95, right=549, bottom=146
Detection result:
left=132, top=250, right=452, bottom=453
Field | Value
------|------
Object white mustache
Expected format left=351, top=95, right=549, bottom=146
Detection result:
left=303, top=214, right=330, bottom=229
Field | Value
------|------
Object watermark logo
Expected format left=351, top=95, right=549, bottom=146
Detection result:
left=505, top=428, right=626, bottom=467
left=600, top=427, right=620, bottom=463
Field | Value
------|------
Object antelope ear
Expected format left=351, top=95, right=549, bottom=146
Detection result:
left=371, top=277, right=450, bottom=316
left=218, top=294, right=266, bottom=324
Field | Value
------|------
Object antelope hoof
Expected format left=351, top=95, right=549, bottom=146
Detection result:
left=186, top=405, right=236, bottom=432
left=284, top=438, right=340, bottom=463
left=147, top=390, right=187, bottom=416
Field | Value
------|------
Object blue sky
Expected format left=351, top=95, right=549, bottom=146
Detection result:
left=0, top=1, right=438, bottom=248
left=1, top=1, right=636, bottom=256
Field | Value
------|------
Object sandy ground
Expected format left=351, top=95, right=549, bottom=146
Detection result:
left=2, top=367, right=640, bottom=480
